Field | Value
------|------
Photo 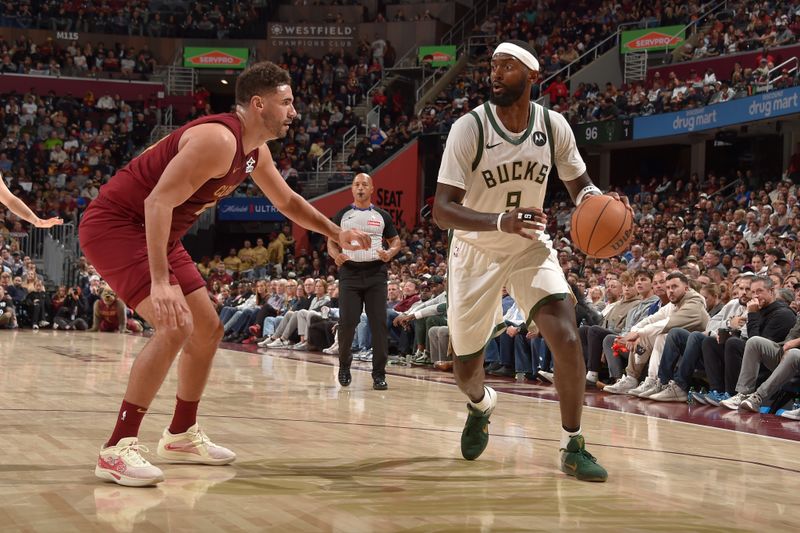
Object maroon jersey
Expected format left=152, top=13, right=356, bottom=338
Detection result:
left=95, top=113, right=259, bottom=241
left=97, top=299, right=119, bottom=327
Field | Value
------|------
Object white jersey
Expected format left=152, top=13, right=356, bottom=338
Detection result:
left=438, top=101, right=586, bottom=255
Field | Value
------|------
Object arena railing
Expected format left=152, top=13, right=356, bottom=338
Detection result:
left=19, top=223, right=79, bottom=288
left=768, top=57, right=799, bottom=87
left=300, top=171, right=355, bottom=198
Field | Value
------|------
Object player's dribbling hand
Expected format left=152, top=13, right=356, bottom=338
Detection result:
left=605, top=192, right=633, bottom=217
left=340, top=229, right=371, bottom=250
left=500, top=207, right=547, bottom=239
left=33, top=217, right=64, bottom=228
left=150, top=282, right=190, bottom=330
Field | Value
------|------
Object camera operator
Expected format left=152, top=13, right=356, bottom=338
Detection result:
left=53, top=286, right=90, bottom=330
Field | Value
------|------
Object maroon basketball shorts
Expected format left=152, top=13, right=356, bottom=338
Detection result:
left=79, top=200, right=206, bottom=310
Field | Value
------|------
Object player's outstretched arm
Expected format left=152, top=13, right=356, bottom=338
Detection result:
left=145, top=123, right=236, bottom=328
left=0, top=171, right=63, bottom=228
left=250, top=145, right=370, bottom=251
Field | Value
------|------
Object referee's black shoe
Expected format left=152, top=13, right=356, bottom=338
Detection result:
left=338, top=368, right=352, bottom=387
left=372, top=376, right=388, bottom=390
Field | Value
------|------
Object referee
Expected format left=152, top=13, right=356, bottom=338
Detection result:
left=328, top=173, right=401, bottom=390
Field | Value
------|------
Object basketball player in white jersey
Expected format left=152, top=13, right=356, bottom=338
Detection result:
left=434, top=40, right=623, bottom=481
left=0, top=171, right=63, bottom=228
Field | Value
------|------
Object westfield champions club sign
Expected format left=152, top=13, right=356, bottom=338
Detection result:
left=183, top=47, right=249, bottom=69
left=620, top=25, right=685, bottom=54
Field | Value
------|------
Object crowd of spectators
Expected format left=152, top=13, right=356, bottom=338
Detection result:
left=0, top=89, right=158, bottom=227
left=0, top=35, right=160, bottom=79
left=559, top=58, right=800, bottom=124
left=673, top=0, right=800, bottom=62
left=0, top=0, right=268, bottom=39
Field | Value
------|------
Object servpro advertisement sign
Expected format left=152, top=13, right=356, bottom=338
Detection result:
left=620, top=26, right=685, bottom=54
left=183, top=47, right=249, bottom=69
left=418, top=45, right=457, bottom=67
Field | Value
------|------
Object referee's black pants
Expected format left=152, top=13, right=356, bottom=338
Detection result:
left=338, top=261, right=388, bottom=379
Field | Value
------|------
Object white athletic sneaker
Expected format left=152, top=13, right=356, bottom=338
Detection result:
left=627, top=376, right=656, bottom=397
left=638, top=380, right=665, bottom=399
left=721, top=392, right=748, bottom=410
left=157, top=424, right=236, bottom=465
left=291, top=341, right=308, bottom=350
left=266, top=338, right=290, bottom=348
left=740, top=392, right=762, bottom=412
left=322, top=343, right=339, bottom=355
left=648, top=380, right=688, bottom=402
left=537, top=370, right=554, bottom=383
left=779, top=407, right=800, bottom=420
left=604, top=374, right=638, bottom=394
left=257, top=336, right=275, bottom=348
left=95, top=437, right=165, bottom=487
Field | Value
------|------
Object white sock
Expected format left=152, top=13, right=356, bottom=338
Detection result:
left=560, top=426, right=581, bottom=449
left=586, top=371, right=598, bottom=382
left=469, top=386, right=497, bottom=415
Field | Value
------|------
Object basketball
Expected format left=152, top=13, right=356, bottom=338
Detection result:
left=570, top=195, right=633, bottom=258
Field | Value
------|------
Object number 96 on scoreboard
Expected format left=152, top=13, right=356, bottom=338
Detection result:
left=575, top=119, right=633, bottom=146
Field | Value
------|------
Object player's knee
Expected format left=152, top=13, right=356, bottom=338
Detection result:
left=153, top=321, right=194, bottom=349
left=209, top=320, right=225, bottom=343
left=785, top=349, right=800, bottom=368
left=188, top=318, right=223, bottom=345
left=554, top=325, right=581, bottom=349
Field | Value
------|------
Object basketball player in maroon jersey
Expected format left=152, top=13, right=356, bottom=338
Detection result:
left=79, top=61, right=371, bottom=487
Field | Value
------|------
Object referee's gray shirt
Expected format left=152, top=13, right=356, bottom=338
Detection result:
left=332, top=204, right=398, bottom=262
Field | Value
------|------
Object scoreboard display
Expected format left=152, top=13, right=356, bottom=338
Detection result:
left=574, top=119, right=633, bottom=146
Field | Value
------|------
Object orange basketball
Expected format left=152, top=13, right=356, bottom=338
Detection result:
left=570, top=195, right=633, bottom=258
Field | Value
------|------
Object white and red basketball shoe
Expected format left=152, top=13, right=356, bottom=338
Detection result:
left=156, top=424, right=236, bottom=465
left=95, top=437, right=165, bottom=487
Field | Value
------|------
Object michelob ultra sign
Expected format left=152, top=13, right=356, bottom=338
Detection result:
left=620, top=26, right=685, bottom=54
left=183, top=47, right=249, bottom=69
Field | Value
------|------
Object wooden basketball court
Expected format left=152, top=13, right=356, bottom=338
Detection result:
left=1, top=330, right=798, bottom=532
